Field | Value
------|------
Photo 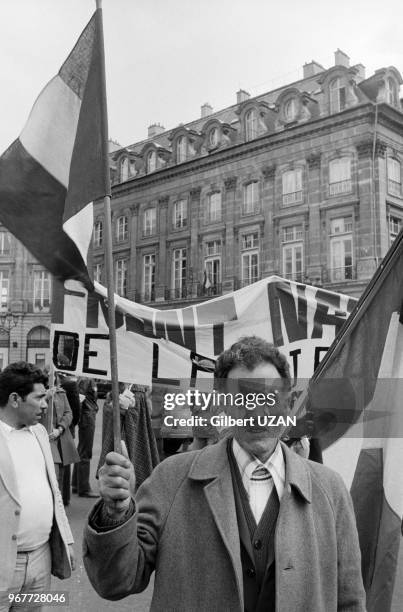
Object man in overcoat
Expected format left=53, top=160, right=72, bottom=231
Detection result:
left=83, top=336, right=366, bottom=611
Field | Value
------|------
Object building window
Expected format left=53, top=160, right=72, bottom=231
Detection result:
left=116, top=215, right=128, bottom=242
left=241, top=233, right=259, bottom=286
left=245, top=109, right=258, bottom=141
left=284, top=98, right=297, bottom=122
left=389, top=216, right=402, bottom=244
left=386, top=77, right=398, bottom=106
left=329, top=216, right=353, bottom=281
left=173, top=199, right=188, bottom=229
left=329, top=77, right=346, bottom=113
left=143, top=254, right=155, bottom=301
left=94, top=263, right=103, bottom=283
left=93, top=221, right=103, bottom=247
left=207, top=192, right=222, bottom=223
left=282, top=169, right=303, bottom=205
left=329, top=157, right=352, bottom=196
left=120, top=157, right=129, bottom=182
left=35, top=353, right=46, bottom=367
left=0, top=231, right=10, bottom=256
left=282, top=225, right=304, bottom=282
left=0, top=270, right=9, bottom=310
left=209, top=128, right=219, bottom=148
left=147, top=150, right=157, bottom=173
left=387, top=158, right=401, bottom=196
left=205, top=240, right=221, bottom=257
left=176, top=136, right=187, bottom=163
left=243, top=182, right=259, bottom=214
left=143, top=208, right=157, bottom=236
left=115, top=259, right=127, bottom=296
left=172, top=248, right=187, bottom=298
left=204, top=257, right=221, bottom=295
left=33, top=270, right=50, bottom=312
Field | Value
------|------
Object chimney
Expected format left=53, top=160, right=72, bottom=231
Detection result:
left=334, top=49, right=350, bottom=68
left=353, top=63, right=366, bottom=81
left=201, top=103, right=213, bottom=118
left=236, top=89, right=250, bottom=104
left=303, top=60, right=325, bottom=79
left=148, top=123, right=165, bottom=138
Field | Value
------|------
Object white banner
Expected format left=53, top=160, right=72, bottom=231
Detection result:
left=51, top=276, right=356, bottom=387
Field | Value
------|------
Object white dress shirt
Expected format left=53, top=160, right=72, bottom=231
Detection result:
left=232, top=438, right=285, bottom=524
left=0, top=420, right=53, bottom=551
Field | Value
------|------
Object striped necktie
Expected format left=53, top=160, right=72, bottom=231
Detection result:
left=251, top=465, right=272, bottom=481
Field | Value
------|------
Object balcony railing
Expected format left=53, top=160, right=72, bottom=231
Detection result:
left=282, top=191, right=303, bottom=206
left=329, top=179, right=352, bottom=196
left=283, top=271, right=304, bottom=282
left=129, top=282, right=224, bottom=303
left=235, top=277, right=261, bottom=289
left=388, top=179, right=401, bottom=197
left=242, top=203, right=261, bottom=216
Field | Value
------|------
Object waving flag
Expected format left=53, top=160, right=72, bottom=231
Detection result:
left=303, top=229, right=403, bottom=611
left=0, top=10, right=108, bottom=288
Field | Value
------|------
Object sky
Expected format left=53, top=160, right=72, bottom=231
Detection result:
left=1, top=0, right=403, bottom=153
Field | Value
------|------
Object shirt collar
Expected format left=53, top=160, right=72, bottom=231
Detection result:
left=232, top=437, right=285, bottom=499
left=0, top=419, right=33, bottom=436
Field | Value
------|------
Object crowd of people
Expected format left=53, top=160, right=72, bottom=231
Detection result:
left=0, top=336, right=366, bottom=611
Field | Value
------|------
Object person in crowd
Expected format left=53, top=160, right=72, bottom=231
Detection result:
left=45, top=371, right=80, bottom=506
left=97, top=383, right=159, bottom=490
left=56, top=362, right=81, bottom=506
left=0, top=362, right=75, bottom=611
left=83, top=336, right=365, bottom=611
left=72, top=376, right=99, bottom=498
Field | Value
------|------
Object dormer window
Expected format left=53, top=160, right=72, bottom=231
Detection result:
left=209, top=128, right=219, bottom=148
left=147, top=150, right=157, bottom=173
left=245, top=109, right=258, bottom=141
left=120, top=157, right=129, bottom=182
left=284, top=98, right=297, bottom=122
left=329, top=77, right=346, bottom=113
left=386, top=77, right=399, bottom=106
left=177, top=136, right=187, bottom=163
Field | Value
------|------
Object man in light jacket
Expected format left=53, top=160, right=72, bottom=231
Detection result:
left=0, top=362, right=75, bottom=611
left=83, top=336, right=365, bottom=612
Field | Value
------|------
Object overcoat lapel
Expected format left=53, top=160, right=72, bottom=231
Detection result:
left=189, top=439, right=244, bottom=609
left=0, top=427, right=20, bottom=504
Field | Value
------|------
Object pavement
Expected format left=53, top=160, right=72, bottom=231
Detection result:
left=54, top=401, right=153, bottom=611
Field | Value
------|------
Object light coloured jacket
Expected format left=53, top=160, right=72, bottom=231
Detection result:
left=83, top=440, right=366, bottom=612
left=0, top=423, right=74, bottom=589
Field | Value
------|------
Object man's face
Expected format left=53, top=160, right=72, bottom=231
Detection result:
left=225, top=361, right=289, bottom=444
left=13, top=383, right=48, bottom=428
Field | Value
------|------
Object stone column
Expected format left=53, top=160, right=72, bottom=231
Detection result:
left=356, top=139, right=386, bottom=280
left=223, top=177, right=237, bottom=292
left=261, top=165, right=276, bottom=276
left=189, top=187, right=201, bottom=297
left=156, top=196, right=168, bottom=301
left=306, top=153, right=322, bottom=284
left=128, top=204, right=138, bottom=299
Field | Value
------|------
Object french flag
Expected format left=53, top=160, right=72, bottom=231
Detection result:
left=0, top=10, right=108, bottom=289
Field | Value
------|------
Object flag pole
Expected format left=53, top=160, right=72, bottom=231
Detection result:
left=95, top=0, right=121, bottom=452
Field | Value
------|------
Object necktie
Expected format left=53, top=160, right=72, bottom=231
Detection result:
left=251, top=466, right=272, bottom=481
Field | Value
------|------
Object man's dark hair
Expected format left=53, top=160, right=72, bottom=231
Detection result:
left=215, top=336, right=291, bottom=390
left=0, top=362, right=48, bottom=407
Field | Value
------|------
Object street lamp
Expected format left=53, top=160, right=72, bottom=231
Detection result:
left=0, top=309, right=19, bottom=366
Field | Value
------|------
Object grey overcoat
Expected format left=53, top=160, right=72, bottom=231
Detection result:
left=83, top=439, right=366, bottom=612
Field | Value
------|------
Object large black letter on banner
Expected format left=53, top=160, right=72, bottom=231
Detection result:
left=268, top=281, right=307, bottom=346
left=83, top=333, right=109, bottom=376
left=52, top=331, right=79, bottom=370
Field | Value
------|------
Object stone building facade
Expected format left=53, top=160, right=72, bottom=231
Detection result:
left=0, top=227, right=51, bottom=367
left=93, top=49, right=403, bottom=309
left=3, top=49, right=403, bottom=367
